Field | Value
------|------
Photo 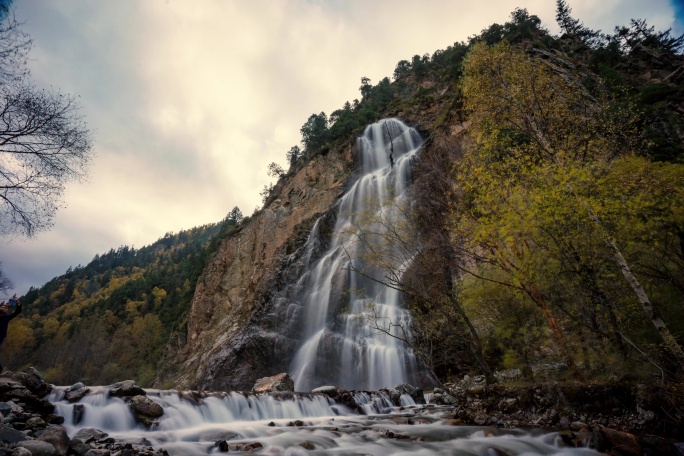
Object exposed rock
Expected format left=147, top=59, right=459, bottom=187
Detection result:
left=16, top=439, right=57, bottom=456
left=311, top=385, right=339, bottom=396
left=391, top=384, right=425, bottom=405
left=170, top=142, right=355, bottom=391
left=73, top=428, right=108, bottom=444
left=14, top=447, right=32, bottom=456
left=68, top=437, right=93, bottom=456
left=128, top=396, right=163, bottom=426
left=65, top=382, right=90, bottom=402
left=38, top=425, right=70, bottom=456
left=591, top=427, right=642, bottom=456
left=73, top=404, right=85, bottom=425
left=252, top=373, right=295, bottom=393
left=0, top=424, right=26, bottom=443
left=108, top=380, right=145, bottom=397
left=84, top=449, right=111, bottom=456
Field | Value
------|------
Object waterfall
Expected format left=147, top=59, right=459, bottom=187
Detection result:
left=289, top=118, right=424, bottom=392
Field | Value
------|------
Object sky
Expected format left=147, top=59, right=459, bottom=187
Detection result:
left=1, top=0, right=682, bottom=297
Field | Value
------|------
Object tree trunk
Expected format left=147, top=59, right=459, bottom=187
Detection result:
left=606, top=236, right=684, bottom=364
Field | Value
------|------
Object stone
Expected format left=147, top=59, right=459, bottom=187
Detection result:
left=65, top=382, right=90, bottom=402
left=26, top=416, right=48, bottom=430
left=311, top=385, right=338, bottom=396
left=252, top=373, right=294, bottom=393
left=0, top=424, right=26, bottom=443
left=0, top=402, right=11, bottom=417
left=129, top=395, right=164, bottom=426
left=38, top=425, right=70, bottom=456
left=68, top=437, right=93, bottom=456
left=73, top=428, right=108, bottom=444
left=73, top=404, right=85, bottom=425
left=392, top=384, right=425, bottom=404
left=570, top=421, right=589, bottom=431
left=592, top=427, right=641, bottom=456
left=16, top=439, right=58, bottom=456
left=108, top=380, right=145, bottom=397
left=84, top=450, right=111, bottom=456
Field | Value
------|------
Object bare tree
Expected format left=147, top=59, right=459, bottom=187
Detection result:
left=0, top=9, right=93, bottom=238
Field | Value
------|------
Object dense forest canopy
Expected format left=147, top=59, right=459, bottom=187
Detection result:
left=7, top=1, right=684, bottom=388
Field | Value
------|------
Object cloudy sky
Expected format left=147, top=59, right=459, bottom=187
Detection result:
left=1, top=0, right=682, bottom=297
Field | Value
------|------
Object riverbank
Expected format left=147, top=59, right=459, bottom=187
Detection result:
left=0, top=368, right=682, bottom=455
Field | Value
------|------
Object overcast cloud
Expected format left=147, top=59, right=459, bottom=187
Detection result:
left=1, top=0, right=681, bottom=297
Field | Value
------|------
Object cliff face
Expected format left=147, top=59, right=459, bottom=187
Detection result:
left=172, top=144, right=355, bottom=390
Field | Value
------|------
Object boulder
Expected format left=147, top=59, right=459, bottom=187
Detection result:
left=68, top=437, right=93, bottom=456
left=128, top=395, right=163, bottom=426
left=16, top=439, right=58, bottom=456
left=393, top=384, right=425, bottom=404
left=14, top=447, right=33, bottom=456
left=0, top=424, right=26, bottom=443
left=38, top=425, right=70, bottom=456
left=311, top=385, right=339, bottom=396
left=65, top=382, right=90, bottom=402
left=108, top=380, right=145, bottom=397
left=592, top=427, right=642, bottom=456
left=73, top=428, right=108, bottom=444
left=252, top=373, right=294, bottom=393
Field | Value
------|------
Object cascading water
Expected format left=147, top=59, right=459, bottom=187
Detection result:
left=289, top=118, right=425, bottom=392
left=44, top=386, right=601, bottom=456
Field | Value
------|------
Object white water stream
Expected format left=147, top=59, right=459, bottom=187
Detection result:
left=289, top=119, right=425, bottom=392
left=48, top=386, right=600, bottom=456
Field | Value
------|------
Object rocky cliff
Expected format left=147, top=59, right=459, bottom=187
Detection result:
left=165, top=65, right=460, bottom=391
left=171, top=143, right=357, bottom=390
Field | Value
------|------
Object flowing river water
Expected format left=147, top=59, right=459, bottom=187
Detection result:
left=47, top=386, right=600, bottom=455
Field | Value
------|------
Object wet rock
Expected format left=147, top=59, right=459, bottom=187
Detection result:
left=0, top=424, right=26, bottom=443
left=73, top=428, right=108, bottom=444
left=570, top=421, right=590, bottom=431
left=252, top=373, right=294, bottom=393
left=68, top=437, right=93, bottom=456
left=84, top=449, right=111, bottom=456
left=26, top=416, right=47, bottom=430
left=240, top=442, right=264, bottom=452
left=311, top=385, right=339, bottom=396
left=65, top=382, right=90, bottom=402
left=215, top=439, right=229, bottom=452
left=129, top=395, right=164, bottom=426
left=73, top=404, right=85, bottom=425
left=0, top=402, right=11, bottom=417
left=14, top=447, right=32, bottom=456
left=108, top=380, right=145, bottom=397
left=393, top=384, right=425, bottom=404
left=45, top=414, right=65, bottom=425
left=38, top=425, right=70, bottom=456
left=17, top=439, right=57, bottom=456
left=474, top=414, right=489, bottom=425
left=592, top=427, right=642, bottom=456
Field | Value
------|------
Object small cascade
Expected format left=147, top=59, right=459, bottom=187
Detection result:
left=289, top=118, right=425, bottom=392
left=44, top=386, right=601, bottom=456
left=48, top=387, right=349, bottom=434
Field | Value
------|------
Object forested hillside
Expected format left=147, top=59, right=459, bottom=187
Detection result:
left=9, top=1, right=684, bottom=389
left=5, top=208, right=245, bottom=386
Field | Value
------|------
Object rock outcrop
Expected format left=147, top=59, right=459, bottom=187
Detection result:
left=170, top=143, right=355, bottom=391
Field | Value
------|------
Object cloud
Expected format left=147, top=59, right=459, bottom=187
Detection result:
left=1, top=0, right=679, bottom=296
